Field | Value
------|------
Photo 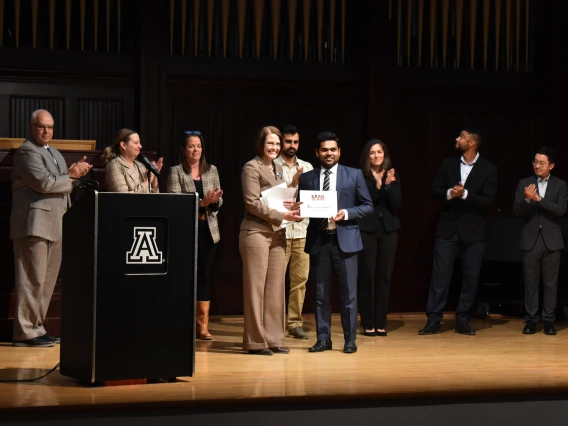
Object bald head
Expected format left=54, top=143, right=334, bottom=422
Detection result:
left=29, top=109, right=55, bottom=146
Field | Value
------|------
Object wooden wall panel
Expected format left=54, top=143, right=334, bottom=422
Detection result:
left=9, top=96, right=65, bottom=138
left=78, top=98, right=124, bottom=149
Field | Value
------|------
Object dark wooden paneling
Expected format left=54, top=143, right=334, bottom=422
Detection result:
left=9, top=96, right=65, bottom=138
left=79, top=99, right=124, bottom=149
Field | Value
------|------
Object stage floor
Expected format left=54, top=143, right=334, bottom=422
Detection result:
left=1, top=314, right=568, bottom=413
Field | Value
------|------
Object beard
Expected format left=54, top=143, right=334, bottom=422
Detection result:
left=283, top=148, right=296, bottom=158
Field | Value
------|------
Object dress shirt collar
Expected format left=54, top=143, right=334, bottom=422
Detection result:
left=537, top=174, right=550, bottom=183
left=320, top=163, right=339, bottom=176
left=460, top=152, right=479, bottom=165
left=275, top=155, right=298, bottom=168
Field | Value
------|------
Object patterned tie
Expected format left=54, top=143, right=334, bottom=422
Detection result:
left=319, top=169, right=331, bottom=231
left=46, top=147, right=62, bottom=174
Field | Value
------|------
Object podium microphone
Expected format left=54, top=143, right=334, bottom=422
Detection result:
left=137, top=154, right=161, bottom=177
left=70, top=176, right=100, bottom=191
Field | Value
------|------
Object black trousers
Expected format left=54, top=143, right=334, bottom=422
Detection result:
left=426, top=233, right=485, bottom=323
left=358, top=220, right=398, bottom=330
left=197, top=220, right=217, bottom=301
left=523, top=231, right=561, bottom=322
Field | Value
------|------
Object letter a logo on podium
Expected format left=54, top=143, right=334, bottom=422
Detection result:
left=126, top=227, right=163, bottom=264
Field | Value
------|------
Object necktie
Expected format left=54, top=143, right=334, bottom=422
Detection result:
left=46, top=147, right=62, bottom=174
left=319, top=169, right=331, bottom=231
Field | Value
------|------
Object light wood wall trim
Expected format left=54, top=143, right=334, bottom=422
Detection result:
left=0, top=139, right=97, bottom=151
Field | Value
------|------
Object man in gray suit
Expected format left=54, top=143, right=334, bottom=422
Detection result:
left=513, top=147, right=568, bottom=336
left=10, top=109, right=92, bottom=347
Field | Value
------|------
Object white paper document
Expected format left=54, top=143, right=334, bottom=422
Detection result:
left=261, top=183, right=298, bottom=229
left=299, top=190, right=338, bottom=218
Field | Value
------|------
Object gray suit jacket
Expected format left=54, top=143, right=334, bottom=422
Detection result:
left=513, top=174, right=568, bottom=251
left=10, top=138, right=74, bottom=242
left=166, top=164, right=223, bottom=243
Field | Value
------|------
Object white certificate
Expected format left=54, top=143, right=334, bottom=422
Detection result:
left=299, top=190, right=338, bottom=218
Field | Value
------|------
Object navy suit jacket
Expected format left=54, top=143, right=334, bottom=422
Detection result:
left=299, top=164, right=373, bottom=254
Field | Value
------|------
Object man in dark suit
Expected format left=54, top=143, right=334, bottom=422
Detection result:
left=11, top=109, right=92, bottom=347
left=299, top=131, right=373, bottom=353
left=419, top=128, right=498, bottom=336
left=513, top=147, right=567, bottom=336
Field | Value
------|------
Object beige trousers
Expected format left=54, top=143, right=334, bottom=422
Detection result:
left=12, top=237, right=61, bottom=340
left=285, top=237, right=309, bottom=330
left=240, top=229, right=286, bottom=350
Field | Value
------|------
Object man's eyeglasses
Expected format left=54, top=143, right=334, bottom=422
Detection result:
left=32, top=124, right=54, bottom=131
left=184, top=130, right=201, bottom=136
left=532, top=159, right=548, bottom=167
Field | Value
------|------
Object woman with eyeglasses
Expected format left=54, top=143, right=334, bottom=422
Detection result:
left=240, top=126, right=303, bottom=355
left=102, top=128, right=164, bottom=193
left=357, top=139, right=401, bottom=337
left=167, top=131, right=223, bottom=340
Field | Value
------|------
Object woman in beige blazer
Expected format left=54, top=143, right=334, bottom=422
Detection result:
left=102, top=128, right=163, bottom=193
left=240, top=126, right=302, bottom=355
left=167, top=131, right=223, bottom=340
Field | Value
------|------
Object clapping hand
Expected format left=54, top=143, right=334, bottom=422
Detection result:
left=202, top=187, right=223, bottom=206
left=385, top=168, right=396, bottom=185
left=524, top=184, right=540, bottom=201
left=449, top=182, right=465, bottom=198
left=68, top=156, right=93, bottom=179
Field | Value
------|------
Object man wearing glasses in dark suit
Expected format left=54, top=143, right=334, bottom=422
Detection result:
left=513, top=147, right=568, bottom=336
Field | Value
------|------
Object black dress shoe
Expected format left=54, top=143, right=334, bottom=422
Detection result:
left=455, top=321, right=476, bottom=335
left=544, top=321, right=557, bottom=335
left=522, top=321, right=537, bottom=334
left=418, top=322, right=440, bottom=335
left=269, top=347, right=290, bottom=354
left=248, top=348, right=273, bottom=355
left=308, top=340, right=332, bottom=352
left=44, top=334, right=61, bottom=344
left=376, top=330, right=387, bottom=337
left=12, top=336, right=55, bottom=347
left=343, top=341, right=357, bottom=353
left=362, top=329, right=376, bottom=336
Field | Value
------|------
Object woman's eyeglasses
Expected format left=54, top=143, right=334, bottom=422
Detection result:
left=184, top=130, right=201, bottom=136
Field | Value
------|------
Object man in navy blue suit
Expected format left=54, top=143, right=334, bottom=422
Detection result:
left=299, top=131, right=373, bottom=354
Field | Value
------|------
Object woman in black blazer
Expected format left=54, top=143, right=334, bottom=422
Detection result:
left=357, top=139, right=401, bottom=336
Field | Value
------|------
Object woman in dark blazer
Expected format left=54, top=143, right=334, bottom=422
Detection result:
left=167, top=131, right=223, bottom=340
left=357, top=139, right=401, bottom=337
left=239, top=126, right=302, bottom=355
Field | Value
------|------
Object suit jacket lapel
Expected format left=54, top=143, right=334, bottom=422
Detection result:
left=182, top=170, right=197, bottom=193
left=313, top=167, right=321, bottom=190
left=336, top=165, right=344, bottom=204
left=463, top=157, right=481, bottom=189
left=255, top=156, right=277, bottom=186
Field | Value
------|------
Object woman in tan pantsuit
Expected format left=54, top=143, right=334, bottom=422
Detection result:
left=167, top=131, right=223, bottom=340
left=102, top=128, right=164, bottom=192
left=240, top=126, right=303, bottom=355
